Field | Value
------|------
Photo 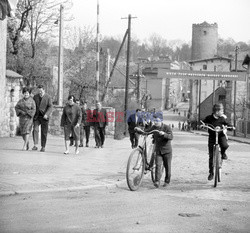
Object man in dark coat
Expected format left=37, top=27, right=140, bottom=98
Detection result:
left=145, top=117, right=173, bottom=188
left=93, top=102, right=108, bottom=148
left=32, top=84, right=53, bottom=152
left=127, top=109, right=144, bottom=149
left=79, top=101, right=91, bottom=147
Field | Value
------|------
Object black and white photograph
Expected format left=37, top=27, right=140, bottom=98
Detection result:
left=0, top=0, right=250, bottom=232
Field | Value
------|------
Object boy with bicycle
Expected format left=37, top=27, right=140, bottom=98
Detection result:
left=203, top=103, right=234, bottom=181
left=145, top=117, right=173, bottom=188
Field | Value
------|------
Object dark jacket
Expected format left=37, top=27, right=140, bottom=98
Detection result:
left=127, top=113, right=144, bottom=133
left=146, top=124, right=173, bottom=154
left=81, top=108, right=91, bottom=126
left=33, top=93, right=53, bottom=120
left=60, top=104, right=82, bottom=127
left=203, top=114, right=233, bottom=142
left=93, top=108, right=107, bottom=128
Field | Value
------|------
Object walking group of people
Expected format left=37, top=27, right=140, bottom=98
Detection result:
left=15, top=86, right=108, bottom=155
left=60, top=96, right=108, bottom=155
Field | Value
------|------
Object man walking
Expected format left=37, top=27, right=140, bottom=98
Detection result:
left=127, top=109, right=144, bottom=149
left=79, top=101, right=91, bottom=147
left=32, top=84, right=53, bottom=152
left=93, top=102, right=107, bottom=148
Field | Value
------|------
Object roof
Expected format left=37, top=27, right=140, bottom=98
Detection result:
left=6, top=70, right=23, bottom=78
left=189, top=56, right=232, bottom=64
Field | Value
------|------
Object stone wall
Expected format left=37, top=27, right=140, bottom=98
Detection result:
left=6, top=78, right=22, bottom=137
left=0, top=19, right=8, bottom=137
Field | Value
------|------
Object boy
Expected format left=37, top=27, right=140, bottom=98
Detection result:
left=145, top=117, right=173, bottom=188
left=203, top=103, right=234, bottom=181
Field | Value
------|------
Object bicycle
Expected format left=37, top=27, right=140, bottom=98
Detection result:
left=126, top=127, right=164, bottom=191
left=200, top=121, right=235, bottom=187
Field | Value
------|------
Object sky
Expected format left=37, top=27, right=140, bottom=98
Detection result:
left=69, top=0, right=250, bottom=44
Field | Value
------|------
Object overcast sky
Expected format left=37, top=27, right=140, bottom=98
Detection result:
left=69, top=0, right=250, bottom=43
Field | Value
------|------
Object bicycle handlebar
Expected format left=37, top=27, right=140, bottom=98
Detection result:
left=200, top=121, right=235, bottom=132
left=134, top=127, right=161, bottom=135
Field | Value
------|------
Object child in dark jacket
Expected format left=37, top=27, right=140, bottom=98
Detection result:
left=203, top=103, right=234, bottom=181
left=145, top=117, right=173, bottom=188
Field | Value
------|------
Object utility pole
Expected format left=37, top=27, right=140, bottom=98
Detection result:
left=96, top=0, right=100, bottom=102
left=122, top=14, right=137, bottom=135
left=101, top=30, right=128, bottom=102
left=212, top=66, right=216, bottom=106
left=57, top=4, right=64, bottom=106
left=137, top=63, right=141, bottom=104
left=233, top=46, right=239, bottom=136
left=198, top=79, right=201, bottom=124
left=243, top=54, right=250, bottom=138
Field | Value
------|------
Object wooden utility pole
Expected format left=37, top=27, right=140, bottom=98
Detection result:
left=96, top=0, right=100, bottom=102
left=243, top=55, right=250, bottom=137
left=122, top=14, right=136, bottom=135
left=212, top=66, right=216, bottom=106
left=58, top=4, right=64, bottom=106
left=233, top=46, right=239, bottom=136
left=198, top=79, right=202, bottom=123
left=101, top=30, right=128, bottom=102
left=124, top=14, right=131, bottom=135
left=137, top=63, right=141, bottom=104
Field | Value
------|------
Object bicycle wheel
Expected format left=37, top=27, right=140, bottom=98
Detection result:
left=218, top=154, right=223, bottom=182
left=126, top=148, right=145, bottom=191
left=213, top=146, right=220, bottom=188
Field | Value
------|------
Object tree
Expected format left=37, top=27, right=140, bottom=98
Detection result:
left=8, top=0, right=71, bottom=58
left=63, top=27, right=97, bottom=104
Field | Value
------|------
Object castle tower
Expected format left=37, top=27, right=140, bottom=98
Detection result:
left=191, top=21, right=218, bottom=60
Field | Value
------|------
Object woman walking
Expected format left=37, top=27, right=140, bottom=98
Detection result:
left=60, top=95, right=82, bottom=155
left=15, top=87, right=36, bottom=150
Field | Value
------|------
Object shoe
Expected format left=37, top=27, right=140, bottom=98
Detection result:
left=79, top=144, right=83, bottom=147
left=26, top=142, right=29, bottom=150
left=75, top=150, right=79, bottom=155
left=222, top=153, right=228, bottom=160
left=32, top=146, right=38, bottom=151
left=86, top=143, right=89, bottom=147
left=69, top=142, right=73, bottom=146
left=40, top=147, right=45, bottom=152
left=154, top=181, right=160, bottom=188
left=95, top=145, right=100, bottom=148
left=163, top=182, right=169, bottom=187
left=208, top=173, right=214, bottom=181
left=101, top=145, right=103, bottom=148
left=64, top=150, right=69, bottom=154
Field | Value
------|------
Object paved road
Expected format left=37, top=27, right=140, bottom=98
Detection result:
left=0, top=126, right=250, bottom=232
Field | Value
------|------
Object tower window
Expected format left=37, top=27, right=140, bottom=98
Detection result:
left=203, top=64, right=207, bottom=70
left=219, top=95, right=226, bottom=101
left=203, top=31, right=207, bottom=35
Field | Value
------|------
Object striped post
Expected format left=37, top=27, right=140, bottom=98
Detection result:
left=96, top=0, right=100, bottom=102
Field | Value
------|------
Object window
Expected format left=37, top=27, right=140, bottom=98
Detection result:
left=219, top=95, right=226, bottom=101
left=203, top=64, right=207, bottom=70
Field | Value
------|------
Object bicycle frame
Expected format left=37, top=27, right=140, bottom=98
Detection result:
left=200, top=121, right=234, bottom=187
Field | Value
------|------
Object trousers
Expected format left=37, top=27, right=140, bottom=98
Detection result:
left=155, top=151, right=172, bottom=184
left=94, top=126, right=105, bottom=147
left=208, top=136, right=229, bottom=173
left=129, top=132, right=139, bottom=148
left=80, top=126, right=90, bottom=145
left=33, top=117, right=49, bottom=148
